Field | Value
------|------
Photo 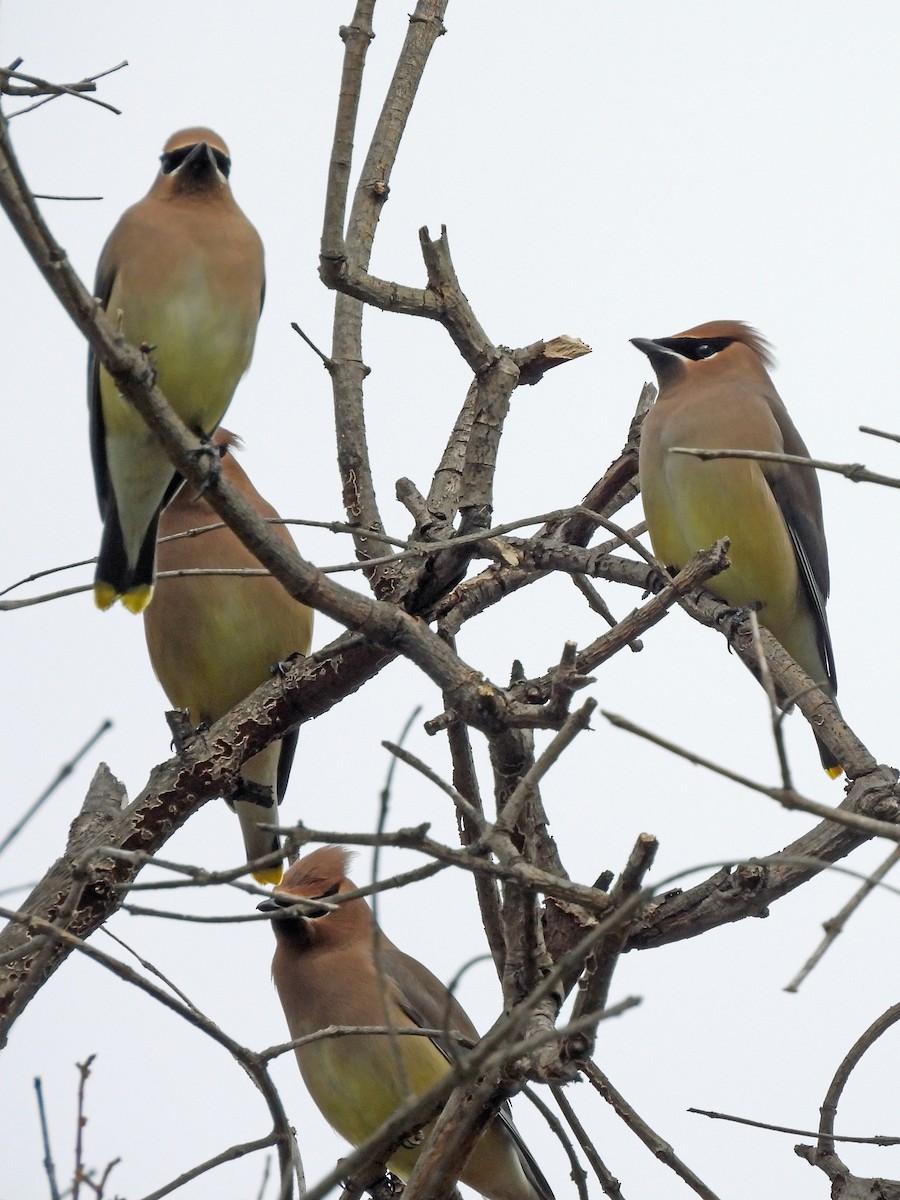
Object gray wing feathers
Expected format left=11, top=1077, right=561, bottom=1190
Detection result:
left=381, top=941, right=555, bottom=1200
left=764, top=393, right=837, bottom=693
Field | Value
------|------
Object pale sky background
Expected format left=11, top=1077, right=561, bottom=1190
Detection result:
left=2, top=3, right=899, bottom=1198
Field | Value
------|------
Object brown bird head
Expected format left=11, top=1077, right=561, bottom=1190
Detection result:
left=257, top=845, right=371, bottom=950
left=631, top=320, right=775, bottom=387
left=155, top=127, right=232, bottom=197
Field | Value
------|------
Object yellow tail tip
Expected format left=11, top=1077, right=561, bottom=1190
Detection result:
left=825, top=764, right=844, bottom=780
left=121, top=584, right=154, bottom=614
left=93, top=582, right=118, bottom=611
left=253, top=866, right=284, bottom=885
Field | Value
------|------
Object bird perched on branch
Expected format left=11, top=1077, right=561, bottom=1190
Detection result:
left=90, top=126, right=265, bottom=613
left=633, top=320, right=841, bottom=776
left=259, top=845, right=555, bottom=1200
left=144, top=431, right=312, bottom=883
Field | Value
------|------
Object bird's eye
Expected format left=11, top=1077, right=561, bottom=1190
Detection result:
left=159, top=145, right=230, bottom=177
left=685, top=337, right=731, bottom=361
left=160, top=146, right=192, bottom=175
left=303, top=881, right=341, bottom=919
left=313, top=883, right=341, bottom=901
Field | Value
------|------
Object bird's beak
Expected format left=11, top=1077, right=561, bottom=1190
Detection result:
left=630, top=335, right=685, bottom=383
left=184, top=141, right=212, bottom=165
left=257, top=893, right=297, bottom=916
left=178, top=141, right=218, bottom=178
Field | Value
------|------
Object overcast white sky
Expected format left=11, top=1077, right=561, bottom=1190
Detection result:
left=2, top=3, right=900, bottom=1198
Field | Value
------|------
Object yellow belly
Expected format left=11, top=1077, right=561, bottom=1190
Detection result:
left=643, top=455, right=825, bottom=683
left=297, top=1031, right=448, bottom=1178
left=146, top=576, right=310, bottom=725
left=99, top=277, right=257, bottom=562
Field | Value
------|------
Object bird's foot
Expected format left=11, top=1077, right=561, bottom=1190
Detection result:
left=138, top=341, right=159, bottom=388
left=339, top=1165, right=403, bottom=1200
left=369, top=1174, right=404, bottom=1200
left=269, top=651, right=303, bottom=680
left=716, top=601, right=761, bottom=649
left=165, top=710, right=207, bottom=754
left=189, top=432, right=221, bottom=493
left=642, top=564, right=673, bottom=597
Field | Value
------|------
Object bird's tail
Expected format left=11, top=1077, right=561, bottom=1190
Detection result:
left=232, top=781, right=283, bottom=884
left=95, top=502, right=159, bottom=613
left=815, top=731, right=843, bottom=778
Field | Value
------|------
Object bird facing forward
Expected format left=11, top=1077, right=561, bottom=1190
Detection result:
left=633, top=320, right=840, bottom=776
left=90, top=127, right=265, bottom=613
left=144, top=431, right=312, bottom=884
left=259, top=846, right=554, bottom=1200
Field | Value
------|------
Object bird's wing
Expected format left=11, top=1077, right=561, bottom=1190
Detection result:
left=275, top=728, right=300, bottom=804
left=764, top=397, right=837, bottom=692
left=88, top=252, right=118, bottom=516
left=383, top=942, right=556, bottom=1200
left=495, top=1108, right=556, bottom=1200
left=380, top=941, right=480, bottom=1057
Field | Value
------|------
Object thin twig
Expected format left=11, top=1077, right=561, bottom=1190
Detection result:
left=372, top=709, right=423, bottom=1107
left=262, top=1024, right=475, bottom=1064
left=381, top=742, right=487, bottom=830
left=820, top=1005, right=900, bottom=1147
left=0, top=507, right=587, bottom=606
left=1, top=60, right=127, bottom=116
left=35, top=1076, right=62, bottom=1200
left=494, top=699, right=597, bottom=834
left=571, top=574, right=642, bottom=652
left=72, top=1056, right=96, bottom=1200
left=570, top=833, right=658, bottom=1033
left=290, top=321, right=331, bottom=366
left=99, top=927, right=202, bottom=1013
left=1, top=908, right=299, bottom=1200
left=549, top=1084, right=625, bottom=1200
left=688, top=1106, right=900, bottom=1146
left=859, top=424, right=900, bottom=444
left=0, top=720, right=112, bottom=858
left=670, top=444, right=900, bottom=489
left=521, top=1087, right=590, bottom=1200
left=254, top=1154, right=272, bottom=1200
left=785, top=845, right=900, bottom=992
left=0, top=935, right=47, bottom=966
left=602, top=710, right=900, bottom=842
left=747, top=609, right=794, bottom=790
left=135, top=1135, right=284, bottom=1200
left=584, top=1061, right=724, bottom=1200
left=443, top=703, right=504, bottom=973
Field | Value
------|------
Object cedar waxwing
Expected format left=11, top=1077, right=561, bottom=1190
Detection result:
left=89, top=127, right=265, bottom=613
left=259, top=847, right=554, bottom=1200
left=633, top=320, right=840, bottom=776
left=143, top=431, right=313, bottom=884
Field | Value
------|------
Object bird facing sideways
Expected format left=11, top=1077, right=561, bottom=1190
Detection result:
left=633, top=320, right=840, bottom=776
left=144, top=431, right=313, bottom=884
left=89, top=126, right=265, bottom=613
left=259, top=846, right=554, bottom=1200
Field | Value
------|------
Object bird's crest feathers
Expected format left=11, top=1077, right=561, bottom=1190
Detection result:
left=163, top=127, right=230, bottom=158
left=279, top=846, right=356, bottom=896
left=213, top=427, right=243, bottom=456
